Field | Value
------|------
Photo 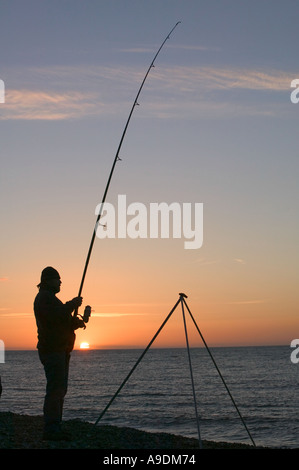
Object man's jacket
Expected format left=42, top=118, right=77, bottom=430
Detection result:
left=34, top=288, right=80, bottom=353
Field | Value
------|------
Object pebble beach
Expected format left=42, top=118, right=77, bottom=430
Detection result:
left=0, top=411, right=257, bottom=450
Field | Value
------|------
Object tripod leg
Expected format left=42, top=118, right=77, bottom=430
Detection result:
left=180, top=297, right=203, bottom=449
left=182, top=298, right=256, bottom=447
left=94, top=297, right=181, bottom=425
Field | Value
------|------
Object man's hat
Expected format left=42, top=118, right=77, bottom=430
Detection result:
left=40, top=266, right=60, bottom=283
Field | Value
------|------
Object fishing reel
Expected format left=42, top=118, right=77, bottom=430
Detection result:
left=83, top=305, right=92, bottom=323
left=77, top=305, right=92, bottom=328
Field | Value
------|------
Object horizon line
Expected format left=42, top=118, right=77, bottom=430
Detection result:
left=4, top=343, right=289, bottom=352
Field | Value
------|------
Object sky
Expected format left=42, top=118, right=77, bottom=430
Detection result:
left=0, top=0, right=298, bottom=350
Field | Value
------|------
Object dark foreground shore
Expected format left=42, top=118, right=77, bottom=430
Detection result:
left=0, top=411, right=260, bottom=450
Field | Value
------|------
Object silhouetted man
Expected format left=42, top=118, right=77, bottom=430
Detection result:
left=34, top=266, right=86, bottom=441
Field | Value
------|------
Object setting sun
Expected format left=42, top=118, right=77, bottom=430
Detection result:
left=80, top=342, right=90, bottom=349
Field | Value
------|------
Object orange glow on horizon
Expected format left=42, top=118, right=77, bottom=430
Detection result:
left=0, top=253, right=297, bottom=351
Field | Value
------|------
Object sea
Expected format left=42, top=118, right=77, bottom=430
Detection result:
left=0, top=346, right=298, bottom=449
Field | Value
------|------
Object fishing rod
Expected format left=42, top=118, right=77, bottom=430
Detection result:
left=75, top=22, right=181, bottom=318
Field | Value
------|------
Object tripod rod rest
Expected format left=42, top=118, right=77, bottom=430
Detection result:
left=179, top=293, right=188, bottom=298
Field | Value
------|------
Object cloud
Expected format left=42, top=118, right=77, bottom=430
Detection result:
left=1, top=89, right=102, bottom=121
left=227, top=299, right=268, bottom=305
left=168, top=44, right=221, bottom=52
left=185, top=66, right=289, bottom=91
left=120, top=44, right=221, bottom=53
left=92, top=312, right=148, bottom=318
left=138, top=65, right=291, bottom=95
left=234, top=258, right=245, bottom=264
left=1, top=64, right=292, bottom=121
left=193, top=257, right=247, bottom=266
left=0, top=312, right=31, bottom=317
left=118, top=47, right=158, bottom=54
left=37, top=63, right=290, bottom=92
left=0, top=277, right=9, bottom=282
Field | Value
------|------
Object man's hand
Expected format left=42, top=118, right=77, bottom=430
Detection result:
left=71, top=296, right=83, bottom=309
left=73, top=317, right=86, bottom=330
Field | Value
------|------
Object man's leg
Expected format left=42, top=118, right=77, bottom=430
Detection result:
left=39, top=351, right=70, bottom=438
left=58, top=352, right=71, bottom=424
